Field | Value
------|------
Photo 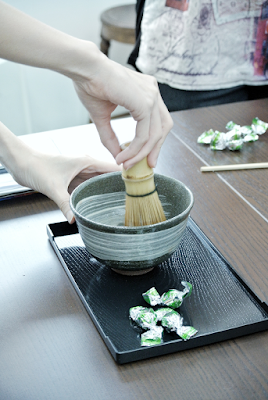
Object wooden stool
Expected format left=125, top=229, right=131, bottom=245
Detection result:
left=100, top=4, right=136, bottom=56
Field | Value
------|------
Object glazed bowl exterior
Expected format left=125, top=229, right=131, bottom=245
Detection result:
left=70, top=172, right=194, bottom=273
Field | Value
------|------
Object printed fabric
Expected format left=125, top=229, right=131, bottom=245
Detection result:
left=135, top=0, right=268, bottom=90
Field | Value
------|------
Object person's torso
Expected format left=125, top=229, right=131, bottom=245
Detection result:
left=135, top=0, right=268, bottom=90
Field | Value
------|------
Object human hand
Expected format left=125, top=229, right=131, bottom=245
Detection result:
left=7, top=145, right=120, bottom=223
left=0, top=3, right=172, bottom=170
left=73, top=52, right=173, bottom=170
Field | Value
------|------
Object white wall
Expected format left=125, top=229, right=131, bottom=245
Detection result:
left=0, top=1, right=135, bottom=135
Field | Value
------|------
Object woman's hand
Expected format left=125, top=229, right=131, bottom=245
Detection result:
left=12, top=151, right=121, bottom=224
left=73, top=53, right=173, bottom=170
left=0, top=2, right=173, bottom=169
left=0, top=121, right=120, bottom=223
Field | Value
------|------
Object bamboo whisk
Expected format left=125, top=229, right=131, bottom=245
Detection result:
left=121, top=143, right=166, bottom=227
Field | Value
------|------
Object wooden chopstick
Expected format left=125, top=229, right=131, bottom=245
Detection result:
left=200, top=162, right=268, bottom=172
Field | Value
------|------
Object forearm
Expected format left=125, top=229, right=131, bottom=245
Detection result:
left=0, top=1, right=103, bottom=81
left=0, top=1, right=172, bottom=169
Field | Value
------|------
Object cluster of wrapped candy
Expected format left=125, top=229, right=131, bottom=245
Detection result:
left=129, top=282, right=197, bottom=347
left=197, top=117, right=268, bottom=151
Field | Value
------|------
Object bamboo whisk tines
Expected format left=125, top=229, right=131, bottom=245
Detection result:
left=124, top=180, right=166, bottom=226
left=121, top=144, right=166, bottom=227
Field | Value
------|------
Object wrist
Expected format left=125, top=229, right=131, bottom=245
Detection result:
left=57, top=39, right=107, bottom=83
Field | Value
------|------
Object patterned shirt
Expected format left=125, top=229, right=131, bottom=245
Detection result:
left=132, top=0, right=268, bottom=90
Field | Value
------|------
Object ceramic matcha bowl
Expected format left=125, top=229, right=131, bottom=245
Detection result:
left=70, top=172, right=194, bottom=275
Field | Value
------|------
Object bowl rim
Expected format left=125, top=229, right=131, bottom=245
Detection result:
left=70, top=171, right=194, bottom=233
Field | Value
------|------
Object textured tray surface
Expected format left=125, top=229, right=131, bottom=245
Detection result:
left=47, top=219, right=268, bottom=364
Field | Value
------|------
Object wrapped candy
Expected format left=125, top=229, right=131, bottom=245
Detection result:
left=197, top=129, right=215, bottom=144
left=197, top=117, right=267, bottom=151
left=225, top=121, right=240, bottom=130
left=142, top=287, right=162, bottom=306
left=130, top=282, right=197, bottom=346
left=129, top=306, right=157, bottom=329
left=143, top=281, right=192, bottom=309
left=240, top=125, right=253, bottom=135
left=225, top=127, right=242, bottom=142
left=141, top=326, right=164, bottom=347
left=210, top=131, right=227, bottom=150
left=161, top=310, right=198, bottom=341
left=155, top=307, right=173, bottom=322
left=161, top=281, right=192, bottom=309
left=161, top=309, right=183, bottom=332
left=243, top=133, right=259, bottom=142
left=251, top=117, right=268, bottom=135
left=227, top=139, right=244, bottom=151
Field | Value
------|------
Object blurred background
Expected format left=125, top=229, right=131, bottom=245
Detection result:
left=0, top=0, right=135, bottom=136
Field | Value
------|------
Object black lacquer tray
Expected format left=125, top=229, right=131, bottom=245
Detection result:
left=47, top=218, right=268, bottom=364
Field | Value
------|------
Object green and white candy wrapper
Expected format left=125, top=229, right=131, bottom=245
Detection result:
left=129, top=306, right=157, bottom=329
left=227, top=139, right=244, bottom=151
left=141, top=326, right=164, bottom=347
left=155, top=307, right=174, bottom=321
left=197, top=117, right=267, bottom=151
left=210, top=131, right=227, bottom=150
left=240, top=125, right=253, bottom=135
left=130, top=282, right=197, bottom=346
left=161, top=310, right=198, bottom=341
left=251, top=117, right=268, bottom=135
left=161, top=309, right=183, bottom=331
left=243, top=133, right=259, bottom=142
left=225, top=127, right=242, bottom=142
left=225, top=121, right=239, bottom=130
left=143, top=281, right=192, bottom=309
left=142, top=287, right=162, bottom=306
left=197, top=129, right=215, bottom=144
left=161, top=281, right=192, bottom=309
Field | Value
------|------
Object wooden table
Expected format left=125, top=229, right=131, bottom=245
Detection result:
left=0, top=99, right=267, bottom=399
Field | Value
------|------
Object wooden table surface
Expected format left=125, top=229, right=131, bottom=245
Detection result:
left=0, top=99, right=267, bottom=400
